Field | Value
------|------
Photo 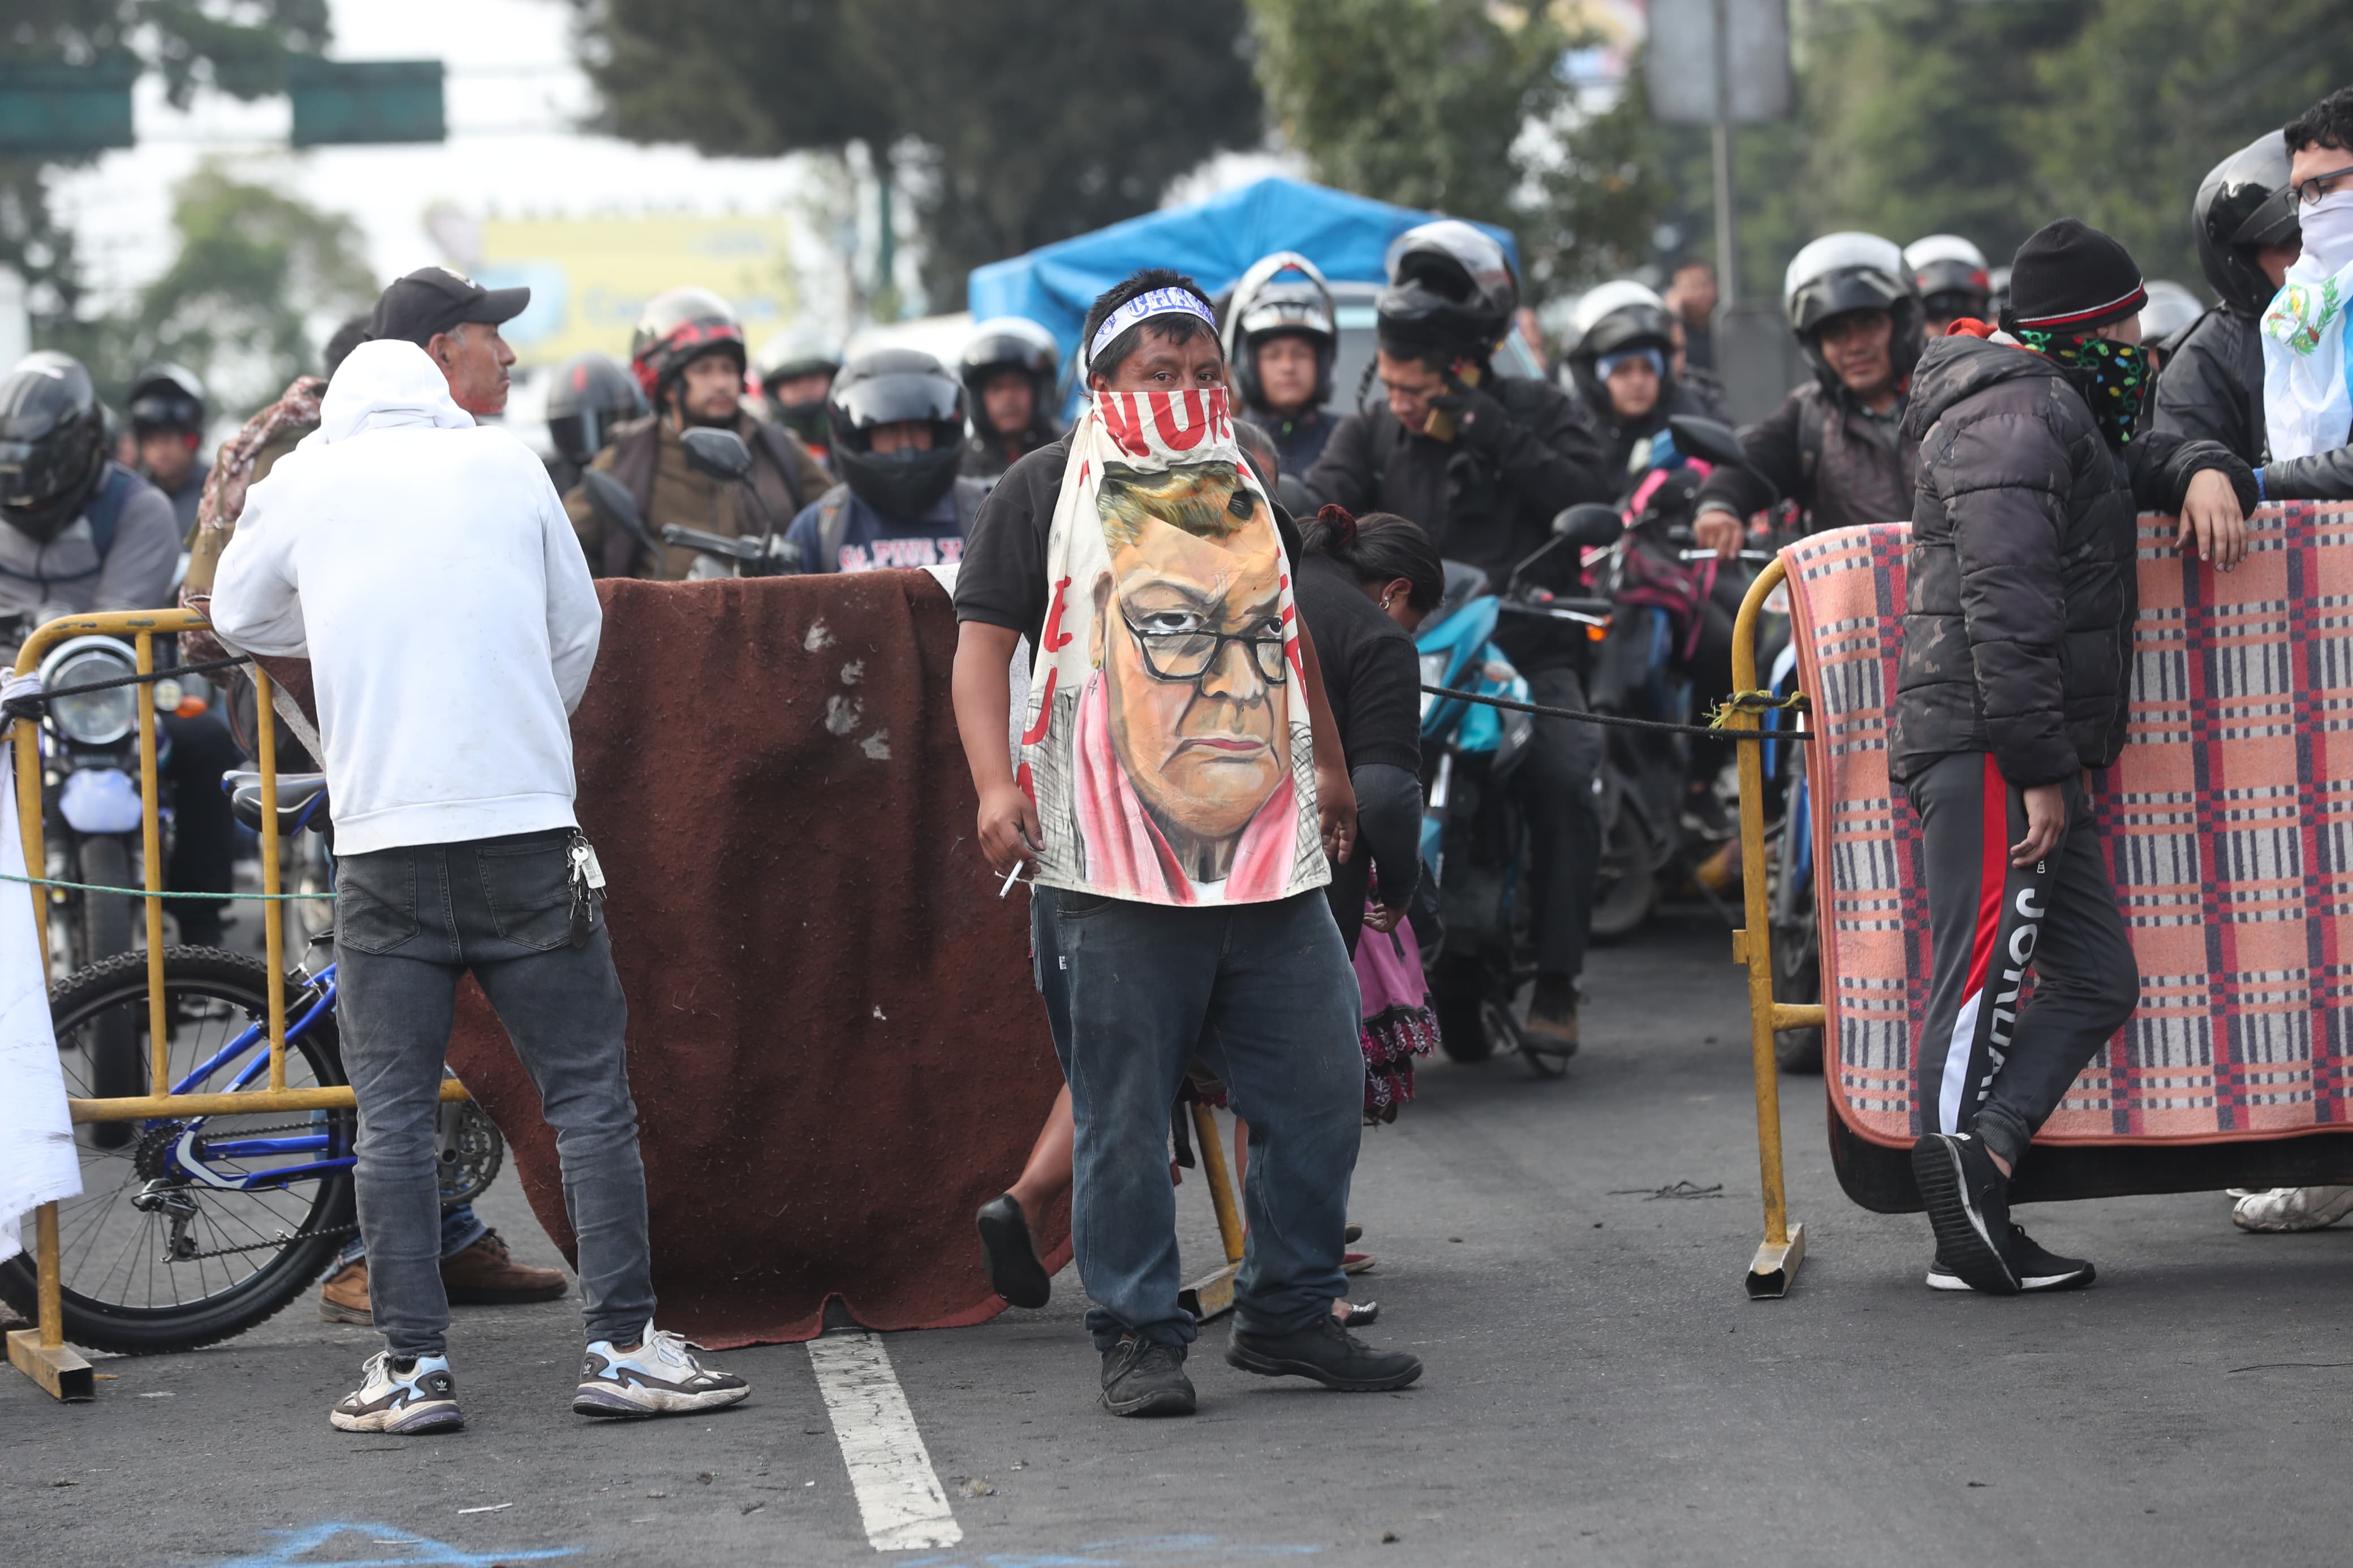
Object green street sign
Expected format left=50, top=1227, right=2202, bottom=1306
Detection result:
left=0, top=62, right=139, bottom=155
left=288, top=60, right=445, bottom=146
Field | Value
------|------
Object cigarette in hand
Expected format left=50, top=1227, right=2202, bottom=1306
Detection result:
left=999, top=861, right=1026, bottom=898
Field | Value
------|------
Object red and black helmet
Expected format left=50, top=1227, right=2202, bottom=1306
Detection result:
left=627, top=287, right=747, bottom=402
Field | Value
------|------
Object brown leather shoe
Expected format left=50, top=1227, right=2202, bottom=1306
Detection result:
left=318, top=1258, right=372, bottom=1325
left=439, top=1229, right=567, bottom=1306
left=1524, top=977, right=1580, bottom=1056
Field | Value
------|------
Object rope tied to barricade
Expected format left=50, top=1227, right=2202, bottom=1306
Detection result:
left=0, top=870, right=334, bottom=901
left=1, top=652, right=255, bottom=721
left=1419, top=684, right=1809, bottom=742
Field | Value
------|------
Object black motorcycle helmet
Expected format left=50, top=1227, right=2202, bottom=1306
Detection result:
left=628, top=286, right=745, bottom=405
left=958, top=317, right=1062, bottom=441
left=828, top=349, right=967, bottom=519
left=544, top=351, right=648, bottom=467
left=0, top=352, right=111, bottom=546
left=2194, top=129, right=2302, bottom=318
left=1376, top=219, right=1519, bottom=364
left=126, top=362, right=206, bottom=435
left=1563, top=280, right=1678, bottom=417
left=1222, top=251, right=1338, bottom=411
left=1902, top=235, right=1993, bottom=327
left=1782, top=231, right=1925, bottom=393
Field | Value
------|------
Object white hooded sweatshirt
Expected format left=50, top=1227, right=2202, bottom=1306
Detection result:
left=209, top=340, right=603, bottom=856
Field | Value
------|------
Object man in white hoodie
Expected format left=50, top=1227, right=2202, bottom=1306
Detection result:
left=210, top=340, right=748, bottom=1434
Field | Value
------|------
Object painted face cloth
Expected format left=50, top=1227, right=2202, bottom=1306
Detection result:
left=2015, top=329, right=2151, bottom=446
left=1016, top=385, right=1326, bottom=906
left=2260, top=240, right=2353, bottom=463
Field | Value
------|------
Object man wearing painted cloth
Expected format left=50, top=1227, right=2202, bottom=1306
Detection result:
left=1894, top=219, right=2253, bottom=1295
left=2252, top=87, right=2353, bottom=505
left=2152, top=132, right=2304, bottom=468
left=1225, top=251, right=1344, bottom=481
left=211, top=339, right=748, bottom=1432
left=1691, top=232, right=1927, bottom=554
left=785, top=349, right=985, bottom=573
left=1306, top=221, right=1616, bottom=1050
left=959, top=318, right=1065, bottom=484
left=951, top=269, right=1422, bottom=1416
left=565, top=286, right=831, bottom=580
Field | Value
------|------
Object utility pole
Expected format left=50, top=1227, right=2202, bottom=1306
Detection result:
left=1710, top=0, right=1740, bottom=306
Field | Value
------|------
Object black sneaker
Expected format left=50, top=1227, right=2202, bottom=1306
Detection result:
left=1927, top=1226, right=2093, bottom=1293
left=976, top=1195, right=1051, bottom=1310
left=1225, top=1312, right=1423, bottom=1392
left=1099, top=1335, right=1195, bottom=1417
left=1911, top=1133, right=2018, bottom=1294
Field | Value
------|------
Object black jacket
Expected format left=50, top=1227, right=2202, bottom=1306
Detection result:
left=1570, top=375, right=1732, bottom=491
left=1303, top=377, right=1610, bottom=599
left=1890, top=332, right=2255, bottom=787
left=2152, top=307, right=2266, bottom=464
left=1692, top=379, right=1914, bottom=533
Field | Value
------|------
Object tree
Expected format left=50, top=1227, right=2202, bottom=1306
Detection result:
left=93, top=161, right=377, bottom=412
left=2, top=1, right=331, bottom=353
left=1246, top=0, right=1571, bottom=226
left=568, top=0, right=1264, bottom=308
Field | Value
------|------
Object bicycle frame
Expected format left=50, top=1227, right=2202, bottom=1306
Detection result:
left=149, top=964, right=353, bottom=1193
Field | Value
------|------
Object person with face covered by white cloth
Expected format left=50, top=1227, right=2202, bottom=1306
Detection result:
left=952, top=269, right=1424, bottom=1418
left=2257, top=87, right=2353, bottom=502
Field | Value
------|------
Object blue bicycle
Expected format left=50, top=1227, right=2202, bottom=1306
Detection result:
left=0, top=773, right=499, bottom=1353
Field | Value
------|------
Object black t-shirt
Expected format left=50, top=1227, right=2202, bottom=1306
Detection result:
left=954, top=432, right=1304, bottom=662
left=1291, top=551, right=1421, bottom=774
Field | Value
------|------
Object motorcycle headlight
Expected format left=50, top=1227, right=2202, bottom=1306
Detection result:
left=1417, top=651, right=1449, bottom=720
left=42, top=643, right=139, bottom=745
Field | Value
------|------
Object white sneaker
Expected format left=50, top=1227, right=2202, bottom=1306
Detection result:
left=574, top=1320, right=749, bottom=1419
left=330, top=1351, right=463, bottom=1434
left=2232, top=1186, right=2353, bottom=1233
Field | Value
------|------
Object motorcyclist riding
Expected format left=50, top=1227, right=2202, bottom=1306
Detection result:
left=958, top=317, right=1062, bottom=483
left=754, top=324, right=843, bottom=469
left=1562, top=280, right=1732, bottom=482
left=542, top=350, right=647, bottom=496
left=565, top=287, right=830, bottom=580
left=786, top=348, right=985, bottom=573
left=2135, top=280, right=2207, bottom=377
left=2151, top=129, right=2304, bottom=466
left=1692, top=231, right=1927, bottom=555
left=1904, top=235, right=1994, bottom=341
left=126, top=362, right=210, bottom=535
left=1305, top=219, right=1617, bottom=1049
left=0, top=351, right=239, bottom=945
left=1223, top=250, right=1343, bottom=479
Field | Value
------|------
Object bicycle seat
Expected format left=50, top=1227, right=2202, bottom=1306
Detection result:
left=222, top=770, right=330, bottom=836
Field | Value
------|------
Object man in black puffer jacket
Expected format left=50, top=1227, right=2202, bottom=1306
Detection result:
left=1893, top=219, right=2256, bottom=1299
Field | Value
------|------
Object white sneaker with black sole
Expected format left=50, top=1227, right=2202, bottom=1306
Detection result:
left=1928, top=1226, right=2093, bottom=1293
left=574, top=1321, right=749, bottom=1418
left=331, top=1351, right=464, bottom=1433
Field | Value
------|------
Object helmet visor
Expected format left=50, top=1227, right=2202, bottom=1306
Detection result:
left=833, top=370, right=964, bottom=431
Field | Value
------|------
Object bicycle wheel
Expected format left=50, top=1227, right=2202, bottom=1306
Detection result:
left=74, top=836, right=143, bottom=1150
left=0, top=946, right=356, bottom=1355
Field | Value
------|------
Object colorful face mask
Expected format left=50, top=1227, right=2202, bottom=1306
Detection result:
left=2015, top=329, right=2151, bottom=446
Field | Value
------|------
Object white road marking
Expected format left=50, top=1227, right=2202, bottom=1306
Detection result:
left=805, top=1330, right=962, bottom=1552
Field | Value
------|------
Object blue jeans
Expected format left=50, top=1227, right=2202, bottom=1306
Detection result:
left=1031, top=888, right=1363, bottom=1351
left=338, top=1202, right=489, bottom=1268
left=334, top=830, right=654, bottom=1359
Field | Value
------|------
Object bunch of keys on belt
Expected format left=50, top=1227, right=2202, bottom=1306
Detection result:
left=567, top=830, right=607, bottom=947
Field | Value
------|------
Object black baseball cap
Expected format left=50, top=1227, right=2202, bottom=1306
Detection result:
left=367, top=266, right=531, bottom=348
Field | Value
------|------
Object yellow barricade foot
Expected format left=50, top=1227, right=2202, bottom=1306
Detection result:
left=1743, top=1221, right=1806, bottom=1300
left=1178, top=1261, right=1240, bottom=1325
left=8, top=1328, right=94, bottom=1402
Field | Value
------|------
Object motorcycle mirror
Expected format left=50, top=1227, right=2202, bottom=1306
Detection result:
left=1553, top=504, right=1624, bottom=549
left=679, top=427, right=755, bottom=483
left=1666, top=414, right=1777, bottom=499
left=582, top=468, right=662, bottom=560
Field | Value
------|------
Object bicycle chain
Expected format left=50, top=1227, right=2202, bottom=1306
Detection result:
left=173, top=1220, right=357, bottom=1263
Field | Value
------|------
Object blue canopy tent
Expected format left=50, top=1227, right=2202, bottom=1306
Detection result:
left=965, top=176, right=1520, bottom=368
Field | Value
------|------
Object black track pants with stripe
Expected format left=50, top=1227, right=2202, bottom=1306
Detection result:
left=1906, top=752, right=2138, bottom=1170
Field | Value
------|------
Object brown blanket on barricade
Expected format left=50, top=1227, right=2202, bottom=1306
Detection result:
left=279, top=571, right=1068, bottom=1346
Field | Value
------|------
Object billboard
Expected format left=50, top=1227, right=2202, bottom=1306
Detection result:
left=464, top=212, right=799, bottom=370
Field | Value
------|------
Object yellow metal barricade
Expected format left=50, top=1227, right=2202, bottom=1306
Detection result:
left=6, top=611, right=468, bottom=1401
left=1729, top=559, right=1824, bottom=1299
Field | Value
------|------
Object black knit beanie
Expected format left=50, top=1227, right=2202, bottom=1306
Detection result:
left=2001, top=218, right=2147, bottom=335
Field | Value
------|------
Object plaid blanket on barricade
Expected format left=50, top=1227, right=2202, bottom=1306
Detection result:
left=1785, top=502, right=2353, bottom=1154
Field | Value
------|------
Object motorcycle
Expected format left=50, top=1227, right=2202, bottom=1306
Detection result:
left=581, top=426, right=802, bottom=580
left=1415, top=505, right=1623, bottom=1073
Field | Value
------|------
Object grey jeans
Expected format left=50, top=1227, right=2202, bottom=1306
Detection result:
left=334, top=829, right=654, bottom=1359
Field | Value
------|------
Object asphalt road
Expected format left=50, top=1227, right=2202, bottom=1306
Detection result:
left=9, top=912, right=2353, bottom=1568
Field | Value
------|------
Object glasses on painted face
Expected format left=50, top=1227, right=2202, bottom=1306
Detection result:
left=2295, top=164, right=2353, bottom=206
left=1119, top=607, right=1288, bottom=686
